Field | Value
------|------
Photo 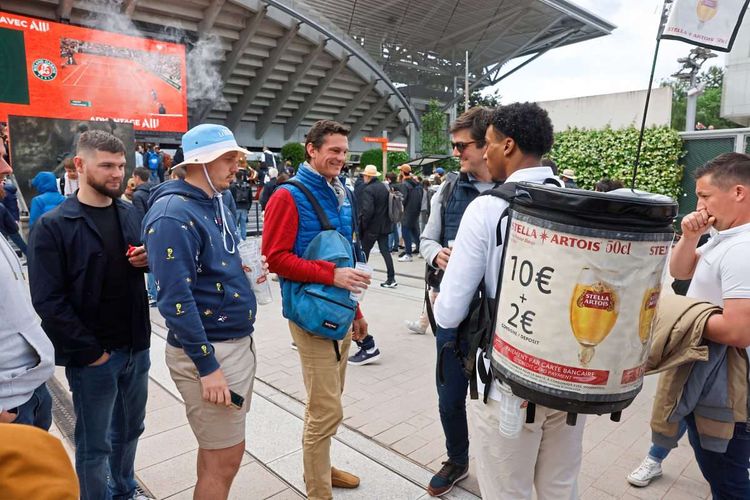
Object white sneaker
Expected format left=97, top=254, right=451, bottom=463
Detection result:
left=398, top=254, right=413, bottom=262
left=627, top=456, right=662, bottom=487
left=405, top=320, right=427, bottom=335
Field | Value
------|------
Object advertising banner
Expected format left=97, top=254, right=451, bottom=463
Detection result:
left=661, top=0, right=750, bottom=52
left=0, top=10, right=187, bottom=132
left=490, top=210, right=673, bottom=402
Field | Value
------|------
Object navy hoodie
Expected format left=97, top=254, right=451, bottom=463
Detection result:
left=143, top=180, right=256, bottom=376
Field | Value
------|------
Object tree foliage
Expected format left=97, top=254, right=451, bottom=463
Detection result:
left=661, top=65, right=741, bottom=130
left=549, top=126, right=685, bottom=200
left=280, top=142, right=305, bottom=168
left=421, top=99, right=449, bottom=155
left=455, top=88, right=501, bottom=109
left=359, top=149, right=410, bottom=172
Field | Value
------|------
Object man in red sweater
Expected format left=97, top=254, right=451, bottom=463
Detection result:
left=262, top=120, right=371, bottom=500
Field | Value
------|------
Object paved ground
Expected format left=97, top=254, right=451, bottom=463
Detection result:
left=49, top=249, right=711, bottom=499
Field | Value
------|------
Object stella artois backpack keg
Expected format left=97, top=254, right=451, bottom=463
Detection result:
left=478, top=182, right=677, bottom=424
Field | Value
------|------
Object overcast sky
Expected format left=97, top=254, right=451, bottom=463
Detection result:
left=490, top=0, right=726, bottom=103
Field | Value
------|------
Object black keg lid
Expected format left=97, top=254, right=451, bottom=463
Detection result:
left=513, top=182, right=678, bottom=227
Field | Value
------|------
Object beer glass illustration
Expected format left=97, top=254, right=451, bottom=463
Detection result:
left=569, top=267, right=619, bottom=367
left=637, top=273, right=661, bottom=360
left=696, top=0, right=718, bottom=27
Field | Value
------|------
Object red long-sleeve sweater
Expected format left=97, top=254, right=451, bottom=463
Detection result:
left=262, top=188, right=362, bottom=319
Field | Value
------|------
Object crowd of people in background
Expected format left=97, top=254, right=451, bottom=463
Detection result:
left=4, top=101, right=747, bottom=500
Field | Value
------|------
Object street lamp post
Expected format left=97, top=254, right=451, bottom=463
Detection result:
left=673, top=47, right=716, bottom=131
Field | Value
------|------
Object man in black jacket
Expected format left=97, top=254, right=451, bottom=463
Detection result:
left=130, top=167, right=154, bottom=221
left=358, top=164, right=396, bottom=288
left=28, top=130, right=151, bottom=500
left=397, top=164, right=422, bottom=262
left=131, top=166, right=157, bottom=305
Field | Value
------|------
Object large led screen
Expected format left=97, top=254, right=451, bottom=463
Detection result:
left=0, top=11, right=187, bottom=133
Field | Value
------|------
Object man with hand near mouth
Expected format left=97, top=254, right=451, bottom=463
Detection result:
left=668, top=152, right=750, bottom=499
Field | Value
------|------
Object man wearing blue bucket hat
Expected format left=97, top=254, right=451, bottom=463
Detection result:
left=143, top=124, right=258, bottom=499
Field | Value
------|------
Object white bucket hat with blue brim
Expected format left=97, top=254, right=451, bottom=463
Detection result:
left=171, top=123, right=251, bottom=170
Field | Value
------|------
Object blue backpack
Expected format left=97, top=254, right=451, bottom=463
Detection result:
left=147, top=151, right=159, bottom=171
left=281, top=179, right=359, bottom=353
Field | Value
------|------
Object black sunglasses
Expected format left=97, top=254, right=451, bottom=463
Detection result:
left=451, top=140, right=485, bottom=153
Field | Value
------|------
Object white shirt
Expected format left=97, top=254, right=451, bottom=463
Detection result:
left=56, top=173, right=79, bottom=196
left=686, top=222, right=750, bottom=363
left=434, top=166, right=556, bottom=401
left=686, top=222, right=750, bottom=306
left=0, top=235, right=55, bottom=411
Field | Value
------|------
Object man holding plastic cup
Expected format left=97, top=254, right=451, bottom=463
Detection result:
left=263, top=120, right=370, bottom=499
left=143, top=124, right=259, bottom=500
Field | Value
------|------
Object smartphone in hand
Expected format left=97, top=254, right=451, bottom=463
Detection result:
left=229, top=390, right=244, bottom=410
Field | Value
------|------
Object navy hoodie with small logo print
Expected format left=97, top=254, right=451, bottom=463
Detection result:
left=143, top=180, right=256, bottom=376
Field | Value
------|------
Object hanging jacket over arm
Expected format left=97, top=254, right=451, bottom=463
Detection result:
left=647, top=293, right=748, bottom=453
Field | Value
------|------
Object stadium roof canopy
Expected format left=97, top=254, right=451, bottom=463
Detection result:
left=2, top=0, right=614, bottom=144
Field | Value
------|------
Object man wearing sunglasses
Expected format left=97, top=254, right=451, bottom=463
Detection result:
left=414, top=106, right=500, bottom=496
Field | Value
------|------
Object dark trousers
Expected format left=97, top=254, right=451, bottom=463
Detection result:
left=8, top=232, right=27, bottom=257
left=389, top=225, right=400, bottom=251
left=14, top=383, right=52, bottom=430
left=362, top=233, right=395, bottom=281
left=686, top=413, right=750, bottom=500
left=65, top=348, right=150, bottom=500
left=435, top=326, right=469, bottom=465
left=402, top=221, right=420, bottom=255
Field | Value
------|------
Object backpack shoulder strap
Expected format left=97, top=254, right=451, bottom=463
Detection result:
left=282, top=179, right=335, bottom=231
left=480, top=181, right=518, bottom=202
left=481, top=182, right=518, bottom=246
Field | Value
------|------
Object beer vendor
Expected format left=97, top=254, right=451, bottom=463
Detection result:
left=434, top=103, right=584, bottom=500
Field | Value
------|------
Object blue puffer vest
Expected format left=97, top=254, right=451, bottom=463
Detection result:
left=279, top=164, right=355, bottom=257
left=441, top=173, right=482, bottom=246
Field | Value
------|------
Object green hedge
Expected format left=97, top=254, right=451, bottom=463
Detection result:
left=549, top=126, right=685, bottom=200
left=281, top=142, right=305, bottom=168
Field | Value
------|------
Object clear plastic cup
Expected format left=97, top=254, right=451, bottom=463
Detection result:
left=496, top=381, right=523, bottom=438
left=237, top=238, right=273, bottom=305
left=349, top=262, right=372, bottom=302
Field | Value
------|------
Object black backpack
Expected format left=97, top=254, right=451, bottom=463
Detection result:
left=235, top=178, right=251, bottom=204
left=388, top=188, right=404, bottom=223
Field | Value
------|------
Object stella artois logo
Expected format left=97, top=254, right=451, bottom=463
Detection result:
left=577, top=290, right=615, bottom=311
left=32, top=58, right=57, bottom=81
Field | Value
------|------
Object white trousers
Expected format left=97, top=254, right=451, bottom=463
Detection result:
left=468, top=398, right=586, bottom=500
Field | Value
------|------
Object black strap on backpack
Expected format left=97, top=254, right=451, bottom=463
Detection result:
left=284, top=179, right=335, bottom=230
left=440, top=179, right=559, bottom=402
left=283, top=178, right=348, bottom=361
left=426, top=174, right=503, bottom=335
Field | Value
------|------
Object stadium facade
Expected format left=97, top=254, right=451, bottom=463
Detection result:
left=1, top=0, right=614, bottom=153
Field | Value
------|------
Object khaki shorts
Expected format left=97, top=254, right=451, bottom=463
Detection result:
left=165, top=336, right=256, bottom=450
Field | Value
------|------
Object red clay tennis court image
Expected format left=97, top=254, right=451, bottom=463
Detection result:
left=58, top=51, right=183, bottom=119
left=0, top=9, right=187, bottom=132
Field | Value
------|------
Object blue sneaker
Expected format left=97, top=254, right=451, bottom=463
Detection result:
left=347, top=348, right=381, bottom=366
left=427, top=461, right=468, bottom=496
